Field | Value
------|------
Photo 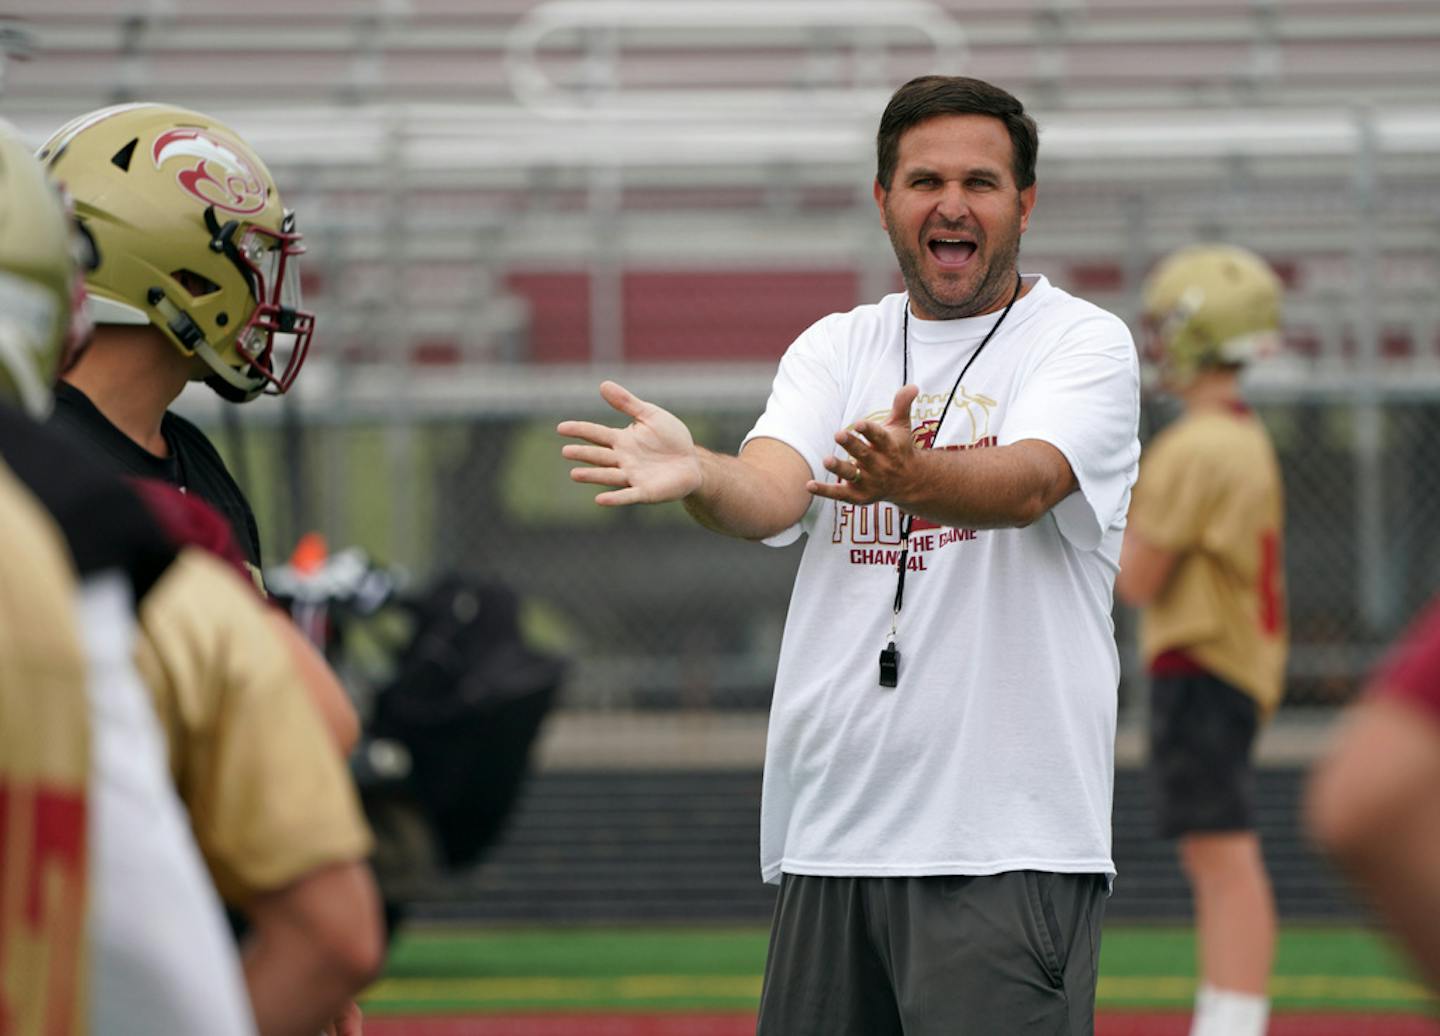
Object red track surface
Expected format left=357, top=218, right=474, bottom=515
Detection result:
left=368, top=1012, right=1440, bottom=1036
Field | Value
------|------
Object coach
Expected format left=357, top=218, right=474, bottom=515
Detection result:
left=559, top=75, right=1140, bottom=1035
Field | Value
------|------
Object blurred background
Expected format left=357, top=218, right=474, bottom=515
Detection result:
left=4, top=0, right=1439, bottom=1026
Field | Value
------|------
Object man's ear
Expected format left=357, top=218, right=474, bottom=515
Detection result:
left=1018, top=183, right=1037, bottom=235
left=873, top=178, right=888, bottom=231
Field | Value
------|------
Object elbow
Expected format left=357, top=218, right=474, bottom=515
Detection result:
left=1011, top=465, right=1074, bottom=530
left=1305, top=758, right=1370, bottom=869
left=1011, top=489, right=1053, bottom=530
left=1303, top=707, right=1399, bottom=871
left=291, top=862, right=387, bottom=993
left=324, top=869, right=386, bottom=990
left=334, top=929, right=385, bottom=994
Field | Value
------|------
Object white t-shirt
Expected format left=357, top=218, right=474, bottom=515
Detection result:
left=743, top=275, right=1140, bottom=885
left=81, top=574, right=256, bottom=1036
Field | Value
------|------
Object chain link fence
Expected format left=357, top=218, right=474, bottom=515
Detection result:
left=194, top=375, right=1440, bottom=719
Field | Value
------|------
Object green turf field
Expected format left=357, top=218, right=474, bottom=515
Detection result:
left=363, top=924, right=1436, bottom=1017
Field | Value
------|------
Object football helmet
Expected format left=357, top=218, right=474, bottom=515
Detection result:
left=0, top=121, right=81, bottom=418
left=1141, top=243, right=1283, bottom=389
left=38, top=103, right=314, bottom=402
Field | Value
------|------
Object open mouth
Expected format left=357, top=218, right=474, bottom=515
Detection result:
left=928, top=238, right=977, bottom=266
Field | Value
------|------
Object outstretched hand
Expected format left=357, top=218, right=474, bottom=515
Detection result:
left=557, top=381, right=704, bottom=506
left=808, top=385, right=921, bottom=505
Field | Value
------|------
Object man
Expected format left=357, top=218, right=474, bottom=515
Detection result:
left=2, top=120, right=382, bottom=1036
left=1307, top=600, right=1440, bottom=990
left=559, top=75, right=1139, bottom=1034
left=0, top=118, right=257, bottom=1036
left=1115, top=244, right=1288, bottom=1036
left=38, top=101, right=315, bottom=581
left=38, top=98, right=361, bottom=778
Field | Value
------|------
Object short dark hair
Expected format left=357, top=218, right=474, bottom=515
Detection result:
left=875, top=75, right=1038, bottom=191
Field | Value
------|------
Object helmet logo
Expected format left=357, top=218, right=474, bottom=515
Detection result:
left=152, top=128, right=268, bottom=215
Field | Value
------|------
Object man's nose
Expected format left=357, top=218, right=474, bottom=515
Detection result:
left=935, top=181, right=968, bottom=221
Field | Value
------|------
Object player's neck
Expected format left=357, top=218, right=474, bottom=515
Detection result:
left=1179, top=369, right=1243, bottom=414
left=63, top=328, right=191, bottom=457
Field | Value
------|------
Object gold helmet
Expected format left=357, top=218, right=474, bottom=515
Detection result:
left=0, top=121, right=84, bottom=418
left=1141, top=243, right=1283, bottom=389
left=38, top=103, right=314, bottom=402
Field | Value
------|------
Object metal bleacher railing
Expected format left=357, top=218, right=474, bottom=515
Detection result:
left=4, top=0, right=1440, bottom=727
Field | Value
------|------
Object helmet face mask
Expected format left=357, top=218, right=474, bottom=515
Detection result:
left=205, top=208, right=314, bottom=396
left=38, top=103, right=316, bottom=402
left=0, top=124, right=78, bottom=418
left=1140, top=243, right=1283, bottom=393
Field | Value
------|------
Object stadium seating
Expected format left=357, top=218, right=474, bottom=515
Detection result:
left=5, top=0, right=1438, bottom=371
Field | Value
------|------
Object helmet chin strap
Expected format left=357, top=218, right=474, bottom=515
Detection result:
left=195, top=338, right=263, bottom=401
left=88, top=292, right=264, bottom=400
left=191, top=335, right=262, bottom=391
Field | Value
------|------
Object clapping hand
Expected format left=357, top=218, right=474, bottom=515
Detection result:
left=808, top=385, right=920, bottom=505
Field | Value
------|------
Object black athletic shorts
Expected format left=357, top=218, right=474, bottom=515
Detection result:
left=1149, top=669, right=1261, bottom=838
left=756, top=871, right=1107, bottom=1036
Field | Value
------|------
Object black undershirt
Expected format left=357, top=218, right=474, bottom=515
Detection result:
left=0, top=402, right=176, bottom=602
left=49, top=382, right=263, bottom=570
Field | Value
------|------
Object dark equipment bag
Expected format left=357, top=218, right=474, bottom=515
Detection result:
left=371, top=575, right=563, bottom=868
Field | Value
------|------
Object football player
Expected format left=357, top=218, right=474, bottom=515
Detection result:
left=38, top=98, right=360, bottom=764
left=38, top=102, right=314, bottom=583
left=1116, top=244, right=1288, bottom=1036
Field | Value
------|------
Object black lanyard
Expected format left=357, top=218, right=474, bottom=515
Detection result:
left=879, top=272, right=1022, bottom=688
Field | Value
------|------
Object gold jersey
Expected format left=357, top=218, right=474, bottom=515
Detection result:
left=133, top=550, right=372, bottom=906
left=1131, top=406, right=1288, bottom=714
left=0, top=464, right=89, bottom=1036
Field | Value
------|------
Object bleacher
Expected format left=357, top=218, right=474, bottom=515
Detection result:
left=4, top=0, right=1439, bottom=370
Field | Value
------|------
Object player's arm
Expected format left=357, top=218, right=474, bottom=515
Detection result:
left=1116, top=524, right=1180, bottom=605
left=135, top=552, right=382, bottom=1035
left=559, top=380, right=811, bottom=540
left=807, top=384, right=1077, bottom=529
left=1305, top=695, right=1440, bottom=989
left=241, top=860, right=384, bottom=1036
left=268, top=610, right=360, bottom=755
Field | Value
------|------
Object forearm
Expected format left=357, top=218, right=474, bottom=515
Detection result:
left=682, top=445, right=810, bottom=541
left=894, top=441, right=1072, bottom=530
left=244, top=936, right=352, bottom=1036
left=242, top=863, right=384, bottom=1036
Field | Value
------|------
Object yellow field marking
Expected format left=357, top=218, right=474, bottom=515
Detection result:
left=1271, top=975, right=1434, bottom=1001
left=1099, top=975, right=1435, bottom=1002
left=365, top=975, right=763, bottom=1004
left=365, top=974, right=1434, bottom=1007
